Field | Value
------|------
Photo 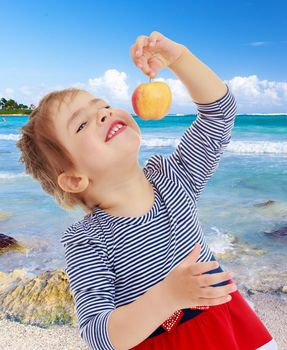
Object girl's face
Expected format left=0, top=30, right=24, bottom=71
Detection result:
left=52, top=91, right=142, bottom=182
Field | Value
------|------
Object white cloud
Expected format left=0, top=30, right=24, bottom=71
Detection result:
left=226, top=75, right=287, bottom=112
left=1, top=70, right=287, bottom=114
left=152, top=77, right=191, bottom=105
left=88, top=69, right=129, bottom=102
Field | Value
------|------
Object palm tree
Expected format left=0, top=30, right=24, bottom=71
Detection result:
left=0, top=98, right=8, bottom=110
left=5, top=99, right=18, bottom=110
left=18, top=103, right=28, bottom=109
left=0, top=98, right=31, bottom=111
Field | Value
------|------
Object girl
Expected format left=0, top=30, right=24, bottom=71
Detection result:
left=16, top=31, right=278, bottom=349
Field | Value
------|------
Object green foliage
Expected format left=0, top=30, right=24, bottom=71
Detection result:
left=0, top=97, right=33, bottom=112
left=0, top=109, right=32, bottom=115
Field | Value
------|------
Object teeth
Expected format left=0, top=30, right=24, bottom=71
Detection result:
left=107, top=123, right=124, bottom=140
left=113, top=124, right=123, bottom=132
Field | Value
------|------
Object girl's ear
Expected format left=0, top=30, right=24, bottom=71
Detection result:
left=57, top=172, right=89, bottom=193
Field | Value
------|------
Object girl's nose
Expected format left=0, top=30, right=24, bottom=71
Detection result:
left=98, top=109, right=112, bottom=124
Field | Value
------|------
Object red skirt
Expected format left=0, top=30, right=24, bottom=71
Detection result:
left=130, top=285, right=275, bottom=350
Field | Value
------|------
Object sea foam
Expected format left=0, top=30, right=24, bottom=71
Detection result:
left=0, top=172, right=28, bottom=180
left=141, top=137, right=287, bottom=154
left=227, top=140, right=287, bottom=154
left=0, top=134, right=19, bottom=141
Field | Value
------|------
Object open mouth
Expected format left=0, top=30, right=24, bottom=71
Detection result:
left=105, top=121, right=127, bottom=142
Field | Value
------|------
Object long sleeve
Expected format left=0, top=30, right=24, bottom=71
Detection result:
left=167, top=84, right=237, bottom=203
left=61, top=226, right=116, bottom=350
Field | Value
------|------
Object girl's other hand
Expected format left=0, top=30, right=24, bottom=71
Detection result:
left=130, top=31, right=185, bottom=78
left=160, top=243, right=237, bottom=311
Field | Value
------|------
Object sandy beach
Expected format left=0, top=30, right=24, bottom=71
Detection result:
left=0, top=290, right=286, bottom=350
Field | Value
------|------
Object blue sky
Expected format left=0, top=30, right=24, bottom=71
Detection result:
left=0, top=0, right=287, bottom=113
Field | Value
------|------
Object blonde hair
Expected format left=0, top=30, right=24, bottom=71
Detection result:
left=16, top=88, right=92, bottom=214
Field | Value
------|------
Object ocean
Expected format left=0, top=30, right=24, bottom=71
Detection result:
left=0, top=114, right=286, bottom=292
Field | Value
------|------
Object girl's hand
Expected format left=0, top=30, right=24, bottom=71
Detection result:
left=160, top=243, right=237, bottom=311
left=130, top=31, right=186, bottom=78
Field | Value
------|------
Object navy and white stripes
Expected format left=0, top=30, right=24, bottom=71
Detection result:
left=61, top=84, right=237, bottom=350
left=167, top=84, right=237, bottom=202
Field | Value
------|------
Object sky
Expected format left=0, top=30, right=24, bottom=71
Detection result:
left=0, top=0, right=287, bottom=114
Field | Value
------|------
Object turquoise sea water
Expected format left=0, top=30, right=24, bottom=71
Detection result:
left=0, top=114, right=286, bottom=290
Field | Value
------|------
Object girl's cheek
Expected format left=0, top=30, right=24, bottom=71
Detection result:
left=82, top=135, right=102, bottom=153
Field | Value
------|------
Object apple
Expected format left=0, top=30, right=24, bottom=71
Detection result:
left=132, top=81, right=172, bottom=120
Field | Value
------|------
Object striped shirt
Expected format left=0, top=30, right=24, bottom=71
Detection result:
left=60, top=84, right=237, bottom=350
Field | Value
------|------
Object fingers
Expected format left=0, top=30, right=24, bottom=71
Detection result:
left=199, top=282, right=237, bottom=299
left=190, top=260, right=219, bottom=275
left=136, top=37, right=154, bottom=76
left=202, top=294, right=233, bottom=306
left=130, top=32, right=162, bottom=77
left=135, top=32, right=162, bottom=57
left=197, top=271, right=233, bottom=287
left=129, top=36, right=147, bottom=66
left=135, top=35, right=149, bottom=57
left=130, top=37, right=151, bottom=76
left=148, top=31, right=163, bottom=46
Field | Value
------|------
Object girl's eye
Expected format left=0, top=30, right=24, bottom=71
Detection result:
left=76, top=106, right=111, bottom=133
left=76, top=122, right=87, bottom=133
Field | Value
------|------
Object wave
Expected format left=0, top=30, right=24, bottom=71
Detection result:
left=142, top=137, right=287, bottom=154
left=237, top=113, right=287, bottom=116
left=0, top=134, right=19, bottom=141
left=227, top=140, right=287, bottom=154
left=0, top=172, right=29, bottom=179
left=141, top=138, right=179, bottom=147
left=1, top=133, right=287, bottom=154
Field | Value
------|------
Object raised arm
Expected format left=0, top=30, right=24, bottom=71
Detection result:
left=166, top=47, right=237, bottom=202
left=167, top=86, right=236, bottom=202
left=168, top=45, right=229, bottom=104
